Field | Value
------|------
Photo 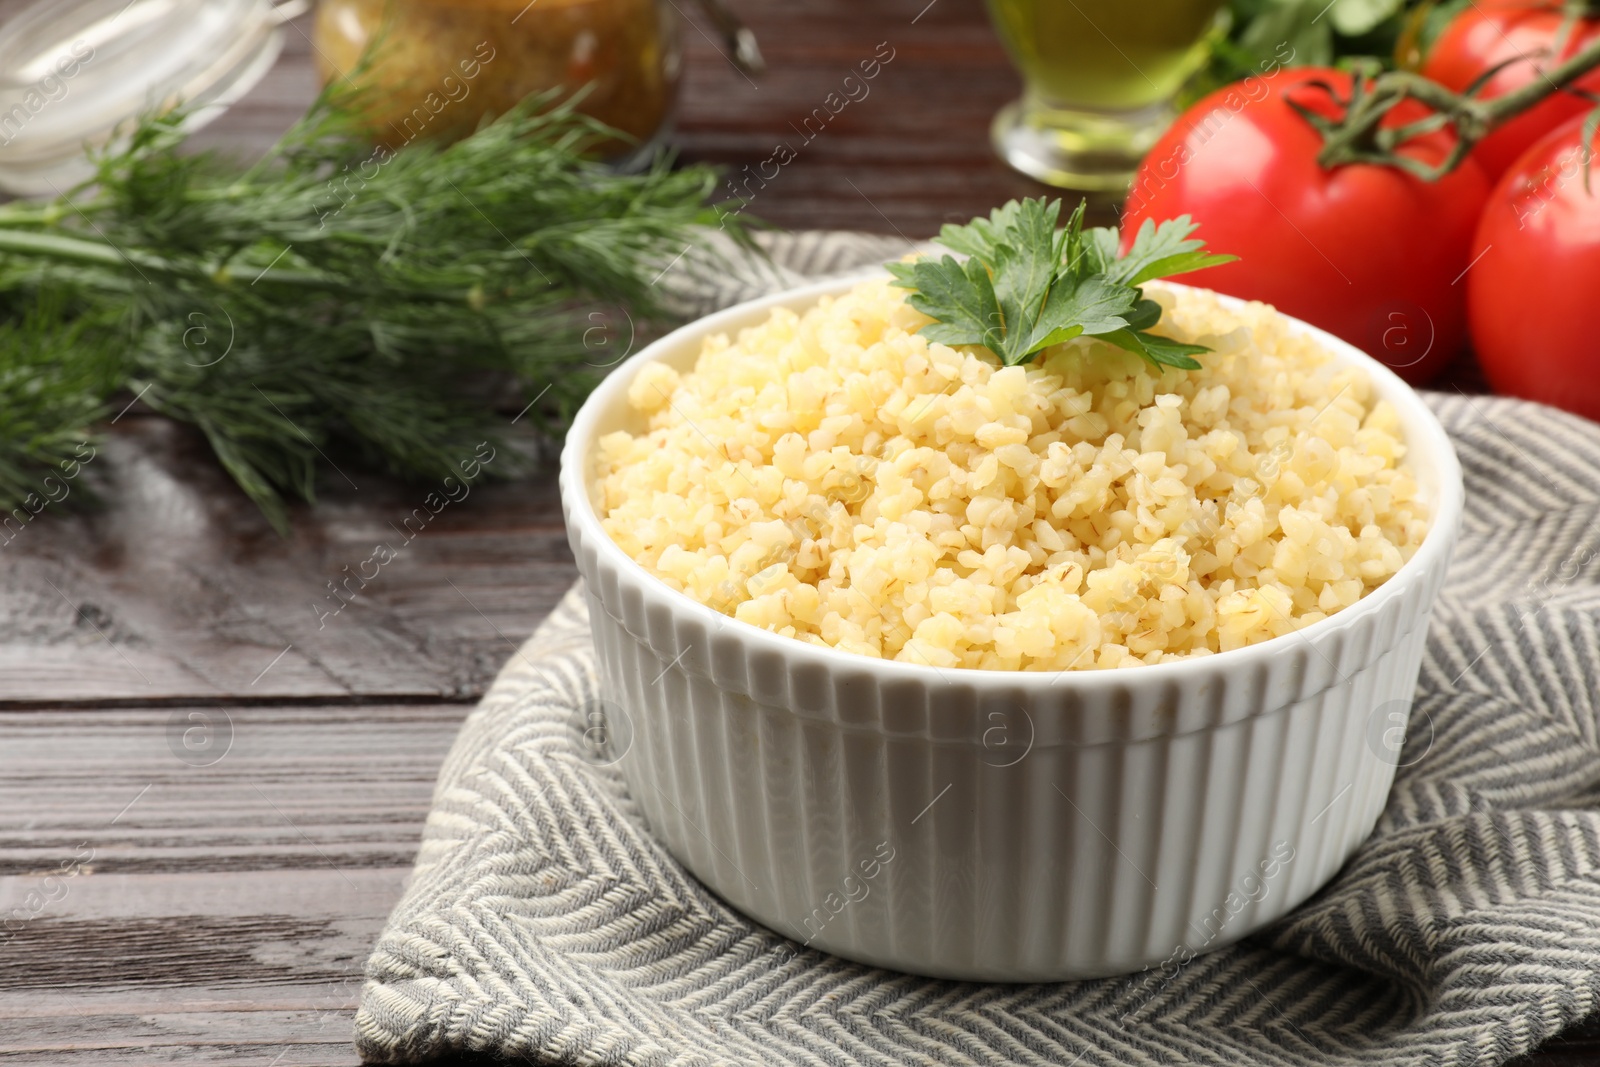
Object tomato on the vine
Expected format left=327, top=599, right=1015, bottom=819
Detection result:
left=1468, top=114, right=1600, bottom=421
left=1421, top=0, right=1600, bottom=181
left=1123, top=68, right=1490, bottom=384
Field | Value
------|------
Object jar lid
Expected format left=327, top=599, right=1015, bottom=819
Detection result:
left=0, top=0, right=306, bottom=196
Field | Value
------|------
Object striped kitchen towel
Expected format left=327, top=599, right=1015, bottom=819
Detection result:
left=355, top=232, right=1600, bottom=1066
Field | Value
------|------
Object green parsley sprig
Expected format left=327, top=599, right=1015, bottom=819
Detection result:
left=886, top=198, right=1235, bottom=371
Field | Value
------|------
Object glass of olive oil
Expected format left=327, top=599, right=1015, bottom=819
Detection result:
left=986, top=0, right=1225, bottom=191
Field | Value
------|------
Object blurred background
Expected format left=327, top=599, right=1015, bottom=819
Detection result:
left=0, top=0, right=1054, bottom=231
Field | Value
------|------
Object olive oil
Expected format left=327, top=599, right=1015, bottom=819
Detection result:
left=986, top=0, right=1223, bottom=111
left=984, top=0, right=1223, bottom=190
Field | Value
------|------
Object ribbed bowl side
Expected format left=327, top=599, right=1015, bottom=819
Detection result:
left=583, top=546, right=1445, bottom=981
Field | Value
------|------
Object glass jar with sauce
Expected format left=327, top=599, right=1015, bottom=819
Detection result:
left=312, top=0, right=686, bottom=166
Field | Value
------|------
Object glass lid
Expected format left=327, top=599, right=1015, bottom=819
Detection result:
left=0, top=0, right=307, bottom=195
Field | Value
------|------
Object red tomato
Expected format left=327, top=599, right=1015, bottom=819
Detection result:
left=1124, top=68, right=1490, bottom=384
left=1468, top=114, right=1600, bottom=421
left=1422, top=0, right=1600, bottom=182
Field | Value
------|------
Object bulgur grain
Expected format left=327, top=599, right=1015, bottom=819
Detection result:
left=594, top=278, right=1428, bottom=670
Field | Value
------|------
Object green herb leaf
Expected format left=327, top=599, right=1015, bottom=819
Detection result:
left=1123, top=297, right=1164, bottom=332
left=888, top=196, right=1232, bottom=371
left=1098, top=329, right=1209, bottom=371
left=1326, top=0, right=1405, bottom=37
left=990, top=200, right=1065, bottom=345
left=0, top=89, right=753, bottom=531
left=0, top=294, right=117, bottom=511
left=1020, top=274, right=1138, bottom=357
left=1104, top=216, right=1238, bottom=287
left=885, top=255, right=1003, bottom=352
left=1077, top=226, right=1123, bottom=277
left=934, top=199, right=1028, bottom=262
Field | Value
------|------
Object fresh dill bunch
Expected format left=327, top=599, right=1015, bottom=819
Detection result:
left=0, top=85, right=752, bottom=530
left=0, top=294, right=118, bottom=510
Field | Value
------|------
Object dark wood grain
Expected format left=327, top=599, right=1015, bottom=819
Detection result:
left=0, top=416, right=576, bottom=706
left=0, top=705, right=455, bottom=1065
left=0, top=0, right=1576, bottom=1064
left=670, top=0, right=1058, bottom=235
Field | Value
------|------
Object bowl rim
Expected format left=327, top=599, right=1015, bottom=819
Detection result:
left=559, top=270, right=1464, bottom=691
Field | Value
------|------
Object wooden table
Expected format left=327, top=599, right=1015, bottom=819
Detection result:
left=0, top=0, right=1582, bottom=1062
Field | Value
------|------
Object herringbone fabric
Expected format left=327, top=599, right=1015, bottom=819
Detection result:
left=355, top=234, right=1600, bottom=1066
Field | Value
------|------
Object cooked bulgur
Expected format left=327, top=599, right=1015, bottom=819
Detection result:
left=593, top=277, right=1429, bottom=671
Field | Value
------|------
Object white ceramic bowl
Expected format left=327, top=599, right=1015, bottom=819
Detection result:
left=558, top=274, right=1463, bottom=981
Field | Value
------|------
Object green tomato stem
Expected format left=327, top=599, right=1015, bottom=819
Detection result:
left=1314, top=29, right=1600, bottom=174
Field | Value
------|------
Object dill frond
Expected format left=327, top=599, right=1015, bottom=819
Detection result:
left=0, top=88, right=752, bottom=531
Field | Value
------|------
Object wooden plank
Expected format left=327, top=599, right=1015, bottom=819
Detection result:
left=0, top=706, right=464, bottom=857
left=0, top=706, right=459, bottom=1064
left=671, top=0, right=1057, bottom=235
left=0, top=418, right=577, bottom=705
left=0, top=1040, right=361, bottom=1067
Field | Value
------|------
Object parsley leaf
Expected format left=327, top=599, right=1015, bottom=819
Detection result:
left=1099, top=329, right=1210, bottom=371
left=1104, top=216, right=1238, bottom=287
left=885, top=255, right=1003, bottom=352
left=934, top=199, right=1028, bottom=262
left=888, top=196, right=1235, bottom=371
